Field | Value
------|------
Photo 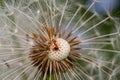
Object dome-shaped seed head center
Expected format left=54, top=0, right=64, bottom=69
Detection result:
left=48, top=38, right=70, bottom=61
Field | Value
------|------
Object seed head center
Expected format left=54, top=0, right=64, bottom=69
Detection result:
left=48, top=38, right=70, bottom=61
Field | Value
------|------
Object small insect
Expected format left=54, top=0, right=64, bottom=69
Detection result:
left=26, top=34, right=31, bottom=41
left=2, top=60, right=10, bottom=68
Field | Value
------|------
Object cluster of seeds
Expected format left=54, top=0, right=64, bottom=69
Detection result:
left=28, top=26, right=81, bottom=75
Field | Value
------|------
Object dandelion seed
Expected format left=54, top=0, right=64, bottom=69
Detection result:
left=0, top=0, right=120, bottom=80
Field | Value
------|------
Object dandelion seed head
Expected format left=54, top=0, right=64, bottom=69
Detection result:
left=0, top=0, right=120, bottom=80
